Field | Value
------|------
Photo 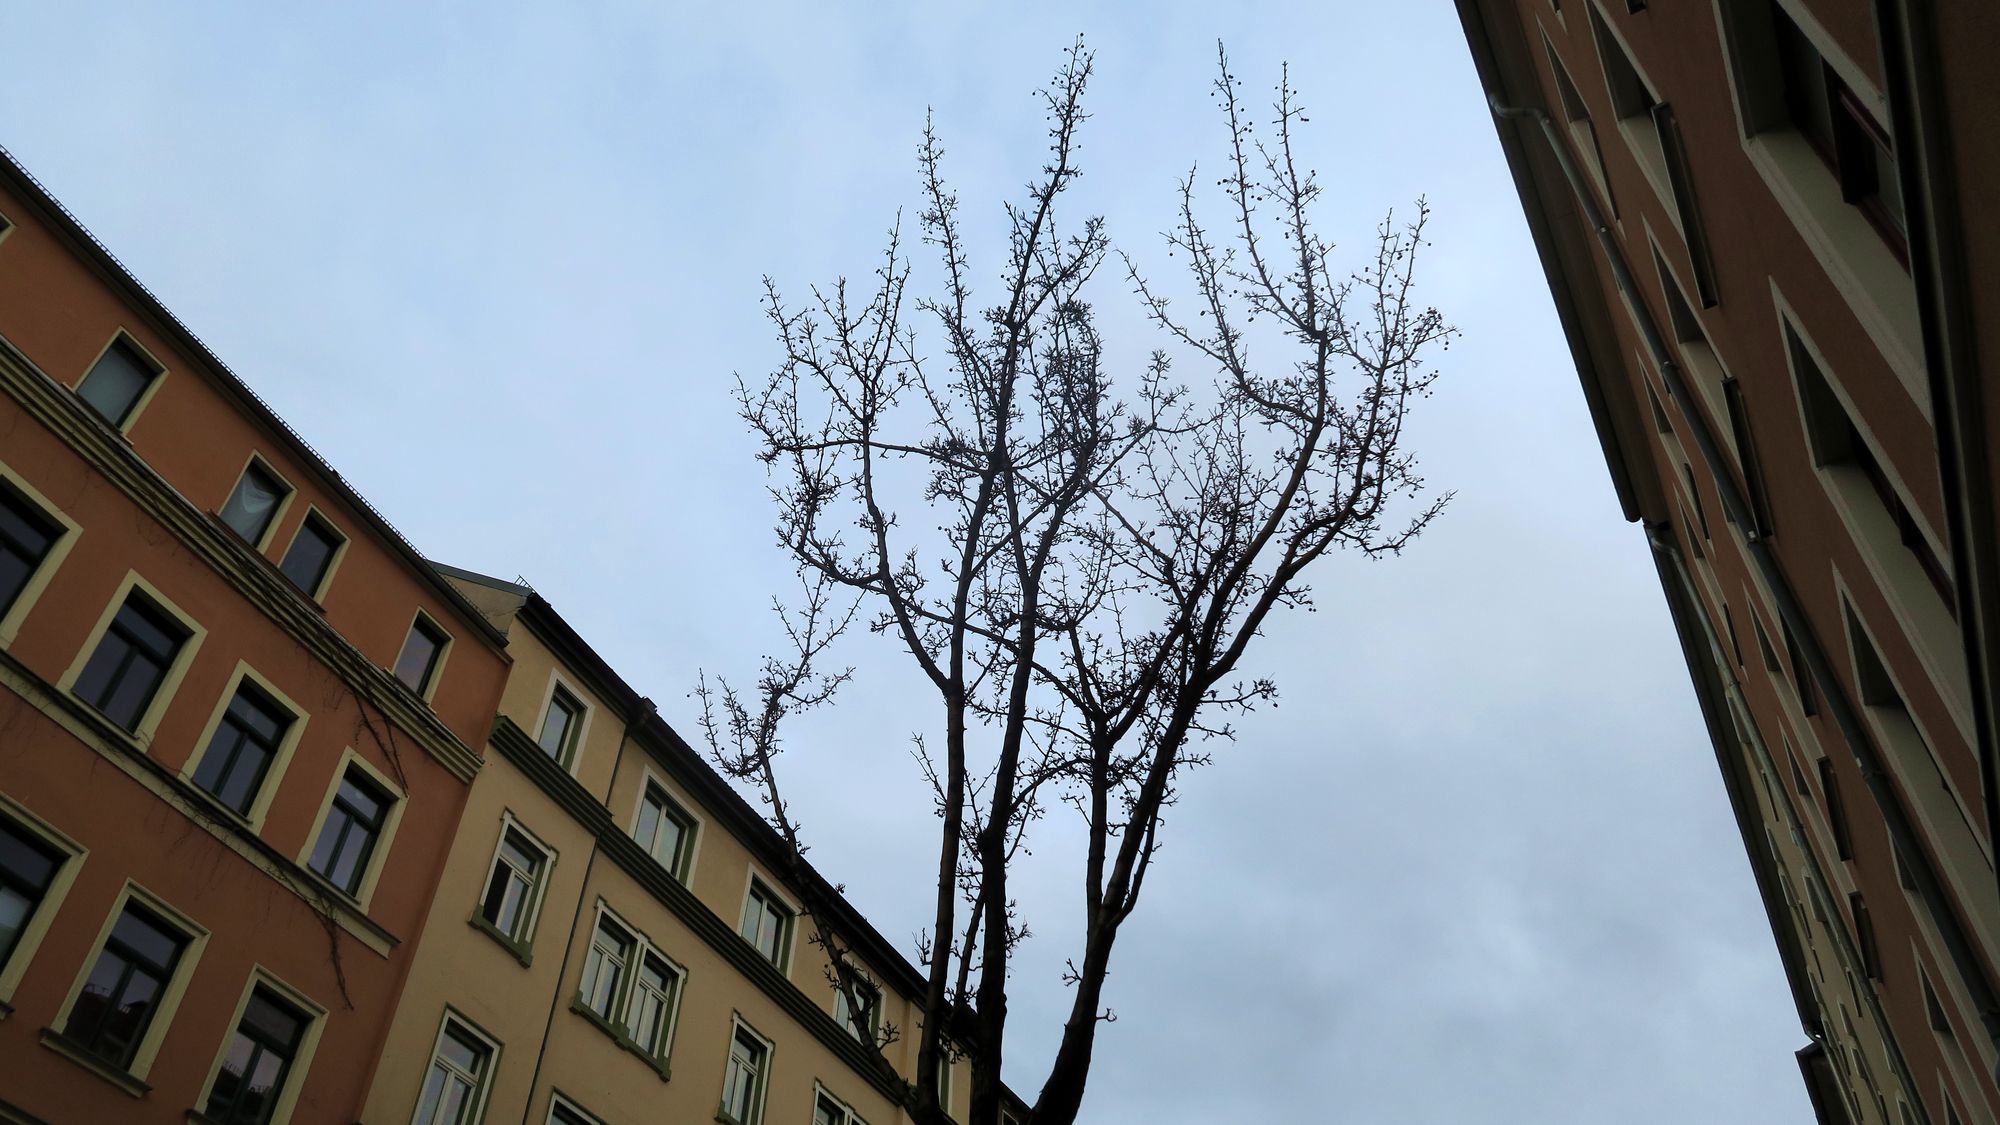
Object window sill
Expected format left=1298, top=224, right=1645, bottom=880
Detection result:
left=39, top=1028, right=150, bottom=1098
left=568, top=997, right=671, bottom=1082
left=468, top=914, right=534, bottom=967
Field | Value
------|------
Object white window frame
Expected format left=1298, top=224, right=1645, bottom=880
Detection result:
left=531, top=672, right=592, bottom=773
left=630, top=767, right=702, bottom=882
left=719, top=1016, right=774, bottom=1125
left=411, top=1009, right=500, bottom=1125
left=472, top=812, right=556, bottom=957
left=738, top=874, right=796, bottom=971
left=572, top=900, right=686, bottom=1072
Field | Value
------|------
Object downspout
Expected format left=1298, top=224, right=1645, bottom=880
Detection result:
left=517, top=704, right=650, bottom=1124
left=1485, top=93, right=2000, bottom=1076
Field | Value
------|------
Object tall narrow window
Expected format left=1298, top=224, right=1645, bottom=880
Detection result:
left=74, top=591, right=189, bottom=732
left=635, top=783, right=695, bottom=880
left=0, top=483, right=61, bottom=623
left=308, top=769, right=391, bottom=897
left=219, top=461, right=290, bottom=546
left=537, top=686, right=584, bottom=766
left=628, top=951, right=679, bottom=1057
left=279, top=513, right=344, bottom=597
left=203, top=986, right=308, bottom=1125
left=578, top=915, right=632, bottom=1020
left=1723, top=380, right=1776, bottom=537
left=1850, top=892, right=1881, bottom=979
left=1818, top=758, right=1852, bottom=860
left=834, top=975, right=881, bottom=1043
left=0, top=818, right=64, bottom=970
left=1681, top=465, right=1712, bottom=543
left=720, top=1026, right=769, bottom=1125
left=192, top=682, right=293, bottom=817
left=414, top=1017, right=493, bottom=1125
left=740, top=882, right=790, bottom=967
left=76, top=338, right=160, bottom=428
left=63, top=902, right=187, bottom=1067
left=1770, top=4, right=1906, bottom=264
left=477, top=826, right=548, bottom=947
left=1791, top=326, right=1955, bottom=613
left=1783, top=621, right=1818, bottom=715
left=394, top=616, right=448, bottom=696
left=1544, top=37, right=1615, bottom=214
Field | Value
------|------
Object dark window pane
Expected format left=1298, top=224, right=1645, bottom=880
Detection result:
left=193, top=685, right=291, bottom=815
left=64, top=903, right=184, bottom=1068
left=537, top=690, right=580, bottom=760
left=309, top=770, right=389, bottom=896
left=205, top=988, right=306, bottom=1125
left=220, top=463, right=288, bottom=545
left=0, top=484, right=61, bottom=621
left=278, top=516, right=341, bottom=595
left=0, top=820, right=62, bottom=968
left=74, top=595, right=188, bottom=733
left=76, top=341, right=157, bottom=427
left=394, top=619, right=445, bottom=693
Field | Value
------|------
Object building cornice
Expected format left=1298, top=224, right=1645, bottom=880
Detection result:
left=0, top=145, right=511, bottom=656
left=488, top=715, right=909, bottom=1104
left=0, top=335, right=485, bottom=785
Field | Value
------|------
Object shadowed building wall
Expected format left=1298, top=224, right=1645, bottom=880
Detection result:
left=1453, top=2, right=2000, bottom=1122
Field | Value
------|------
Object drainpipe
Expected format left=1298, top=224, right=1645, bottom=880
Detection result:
left=1486, top=93, right=2000, bottom=1078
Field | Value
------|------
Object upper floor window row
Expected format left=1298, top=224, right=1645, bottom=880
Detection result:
left=1769, top=4, right=1906, bottom=265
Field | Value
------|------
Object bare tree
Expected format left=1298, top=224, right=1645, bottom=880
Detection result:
left=699, top=38, right=1454, bottom=1125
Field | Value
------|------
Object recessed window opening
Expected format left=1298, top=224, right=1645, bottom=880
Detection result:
left=74, top=591, right=190, bottom=732
left=220, top=460, right=290, bottom=546
left=76, top=338, right=161, bottom=429
left=1769, top=3, right=1907, bottom=265
left=0, top=482, right=62, bottom=622
left=279, top=512, right=344, bottom=597
left=192, top=680, right=293, bottom=817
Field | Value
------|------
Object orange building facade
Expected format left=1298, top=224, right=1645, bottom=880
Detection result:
left=0, top=150, right=512, bottom=1124
left=1455, top=1, right=2000, bottom=1122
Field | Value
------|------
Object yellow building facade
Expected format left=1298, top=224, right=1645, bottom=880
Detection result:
left=363, top=566, right=971, bottom=1125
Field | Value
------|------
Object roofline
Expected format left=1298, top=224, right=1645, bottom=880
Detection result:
left=502, top=586, right=935, bottom=1004
left=0, top=145, right=510, bottom=653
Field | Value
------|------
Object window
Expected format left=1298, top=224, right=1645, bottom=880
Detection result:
left=1753, top=615, right=1782, bottom=674
left=202, top=986, right=309, bottom=1125
left=547, top=1096, right=603, bottom=1125
left=394, top=615, right=449, bottom=697
left=192, top=681, right=294, bottom=817
left=278, top=512, right=344, bottom=598
left=579, top=914, right=632, bottom=1019
left=572, top=905, right=683, bottom=1068
left=308, top=768, right=391, bottom=897
left=1922, top=968, right=1953, bottom=1038
left=815, top=1091, right=866, bottom=1125
left=720, top=1025, right=770, bottom=1125
left=1544, top=36, right=1615, bottom=214
left=1783, top=621, right=1818, bottom=715
left=477, top=825, right=549, bottom=949
left=1791, top=324, right=1955, bottom=613
left=76, top=337, right=161, bottom=429
left=740, top=881, right=790, bottom=967
left=63, top=901, right=187, bottom=1067
left=1724, top=381, right=1776, bottom=537
left=1723, top=603, right=1745, bottom=669
left=936, top=1046, right=955, bottom=1114
left=0, top=481, right=62, bottom=624
left=1770, top=4, right=1906, bottom=264
left=414, top=1016, right=494, bottom=1125
left=537, top=685, right=585, bottom=766
left=1680, top=465, right=1711, bottom=543
left=635, top=782, right=695, bottom=880
left=0, top=817, right=64, bottom=970
left=1818, top=758, right=1852, bottom=860
left=1650, top=103, right=1720, bottom=305
left=74, top=590, right=190, bottom=732
left=834, top=975, right=881, bottom=1043
left=220, top=460, right=291, bottom=547
left=628, top=951, right=678, bottom=1056
left=1850, top=892, right=1881, bottom=980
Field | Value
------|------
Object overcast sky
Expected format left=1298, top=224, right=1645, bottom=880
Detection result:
left=4, top=2, right=1812, bottom=1121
